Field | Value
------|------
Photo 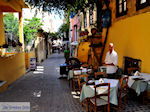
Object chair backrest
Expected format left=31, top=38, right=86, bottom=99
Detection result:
left=94, top=72, right=106, bottom=79
left=72, top=69, right=82, bottom=84
left=77, top=74, right=89, bottom=91
left=118, top=76, right=129, bottom=107
left=81, top=63, right=89, bottom=68
left=115, top=67, right=123, bottom=76
left=93, top=66, right=99, bottom=72
left=73, top=69, right=82, bottom=76
left=94, top=83, right=110, bottom=105
left=120, top=76, right=129, bottom=89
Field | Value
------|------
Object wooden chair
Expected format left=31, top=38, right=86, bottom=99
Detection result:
left=72, top=76, right=80, bottom=92
left=93, top=66, right=99, bottom=71
left=77, top=74, right=89, bottom=91
left=118, top=76, right=129, bottom=109
left=71, top=68, right=82, bottom=92
left=81, top=63, right=90, bottom=68
left=89, top=83, right=110, bottom=112
left=94, top=72, right=107, bottom=79
left=77, top=74, right=89, bottom=112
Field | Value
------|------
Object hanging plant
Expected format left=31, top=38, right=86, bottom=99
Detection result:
left=91, top=28, right=97, bottom=35
left=84, top=29, right=89, bottom=35
left=79, top=31, right=84, bottom=37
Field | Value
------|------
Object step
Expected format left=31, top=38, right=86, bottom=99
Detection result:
left=0, top=80, right=7, bottom=92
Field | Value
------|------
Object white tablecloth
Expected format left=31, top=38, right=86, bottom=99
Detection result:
left=128, top=73, right=150, bottom=95
left=80, top=78, right=119, bottom=105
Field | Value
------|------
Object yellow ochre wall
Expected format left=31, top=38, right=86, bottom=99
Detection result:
left=103, top=12, right=150, bottom=73
left=0, top=12, right=5, bottom=45
left=77, top=42, right=91, bottom=63
left=0, top=53, right=26, bottom=86
left=25, top=50, right=36, bottom=69
left=0, top=0, right=27, bottom=92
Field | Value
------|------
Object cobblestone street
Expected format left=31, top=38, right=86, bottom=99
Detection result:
left=0, top=53, right=85, bottom=112
left=0, top=53, right=149, bottom=112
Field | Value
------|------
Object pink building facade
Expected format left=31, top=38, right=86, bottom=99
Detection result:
left=69, top=14, right=81, bottom=42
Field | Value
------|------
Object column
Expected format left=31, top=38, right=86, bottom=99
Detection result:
left=19, top=12, right=24, bottom=51
left=0, top=11, right=5, bottom=45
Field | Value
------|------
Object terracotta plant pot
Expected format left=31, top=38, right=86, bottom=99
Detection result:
left=91, top=28, right=97, bottom=35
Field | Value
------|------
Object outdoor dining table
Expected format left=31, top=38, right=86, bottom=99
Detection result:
left=128, top=73, right=150, bottom=96
left=80, top=78, right=119, bottom=106
left=67, top=68, right=92, bottom=80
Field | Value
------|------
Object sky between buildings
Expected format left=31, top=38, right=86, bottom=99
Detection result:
left=22, top=8, right=64, bottom=33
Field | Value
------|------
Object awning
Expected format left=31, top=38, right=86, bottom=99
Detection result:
left=0, top=0, right=28, bottom=12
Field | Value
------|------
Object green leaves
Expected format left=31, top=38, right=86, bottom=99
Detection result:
left=23, top=17, right=43, bottom=44
left=4, top=14, right=43, bottom=44
left=59, top=23, right=69, bottom=33
left=3, top=13, right=19, bottom=39
left=25, top=0, right=97, bottom=14
left=49, top=32, right=60, bottom=40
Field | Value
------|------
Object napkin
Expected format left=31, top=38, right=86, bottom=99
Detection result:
left=99, top=78, right=104, bottom=83
left=82, top=68, right=87, bottom=73
left=74, top=70, right=82, bottom=75
left=134, top=71, right=140, bottom=76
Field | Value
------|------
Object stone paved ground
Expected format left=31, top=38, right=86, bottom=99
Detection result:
left=0, top=53, right=149, bottom=112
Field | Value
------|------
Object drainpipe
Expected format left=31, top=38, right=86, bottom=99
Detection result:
left=96, top=0, right=103, bottom=32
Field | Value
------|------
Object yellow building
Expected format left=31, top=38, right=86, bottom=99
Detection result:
left=77, top=0, right=150, bottom=73
left=0, top=0, right=28, bottom=92
left=102, top=0, right=150, bottom=73
left=76, top=4, right=104, bottom=66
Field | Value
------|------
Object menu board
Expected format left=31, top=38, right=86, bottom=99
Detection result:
left=30, top=58, right=36, bottom=70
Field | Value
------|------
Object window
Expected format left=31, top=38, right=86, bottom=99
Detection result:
left=116, top=0, right=127, bottom=17
left=84, top=12, right=87, bottom=28
left=89, top=8, right=94, bottom=25
left=136, top=0, right=150, bottom=10
left=141, top=0, right=147, bottom=4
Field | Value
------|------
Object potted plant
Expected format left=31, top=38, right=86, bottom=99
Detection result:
left=84, top=29, right=89, bottom=35
left=91, top=28, right=97, bottom=35
left=2, top=44, right=9, bottom=48
left=79, top=31, right=84, bottom=37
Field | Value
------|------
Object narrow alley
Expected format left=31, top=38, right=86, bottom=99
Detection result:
left=0, top=53, right=150, bottom=112
left=0, top=53, right=85, bottom=112
left=0, top=0, right=150, bottom=112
